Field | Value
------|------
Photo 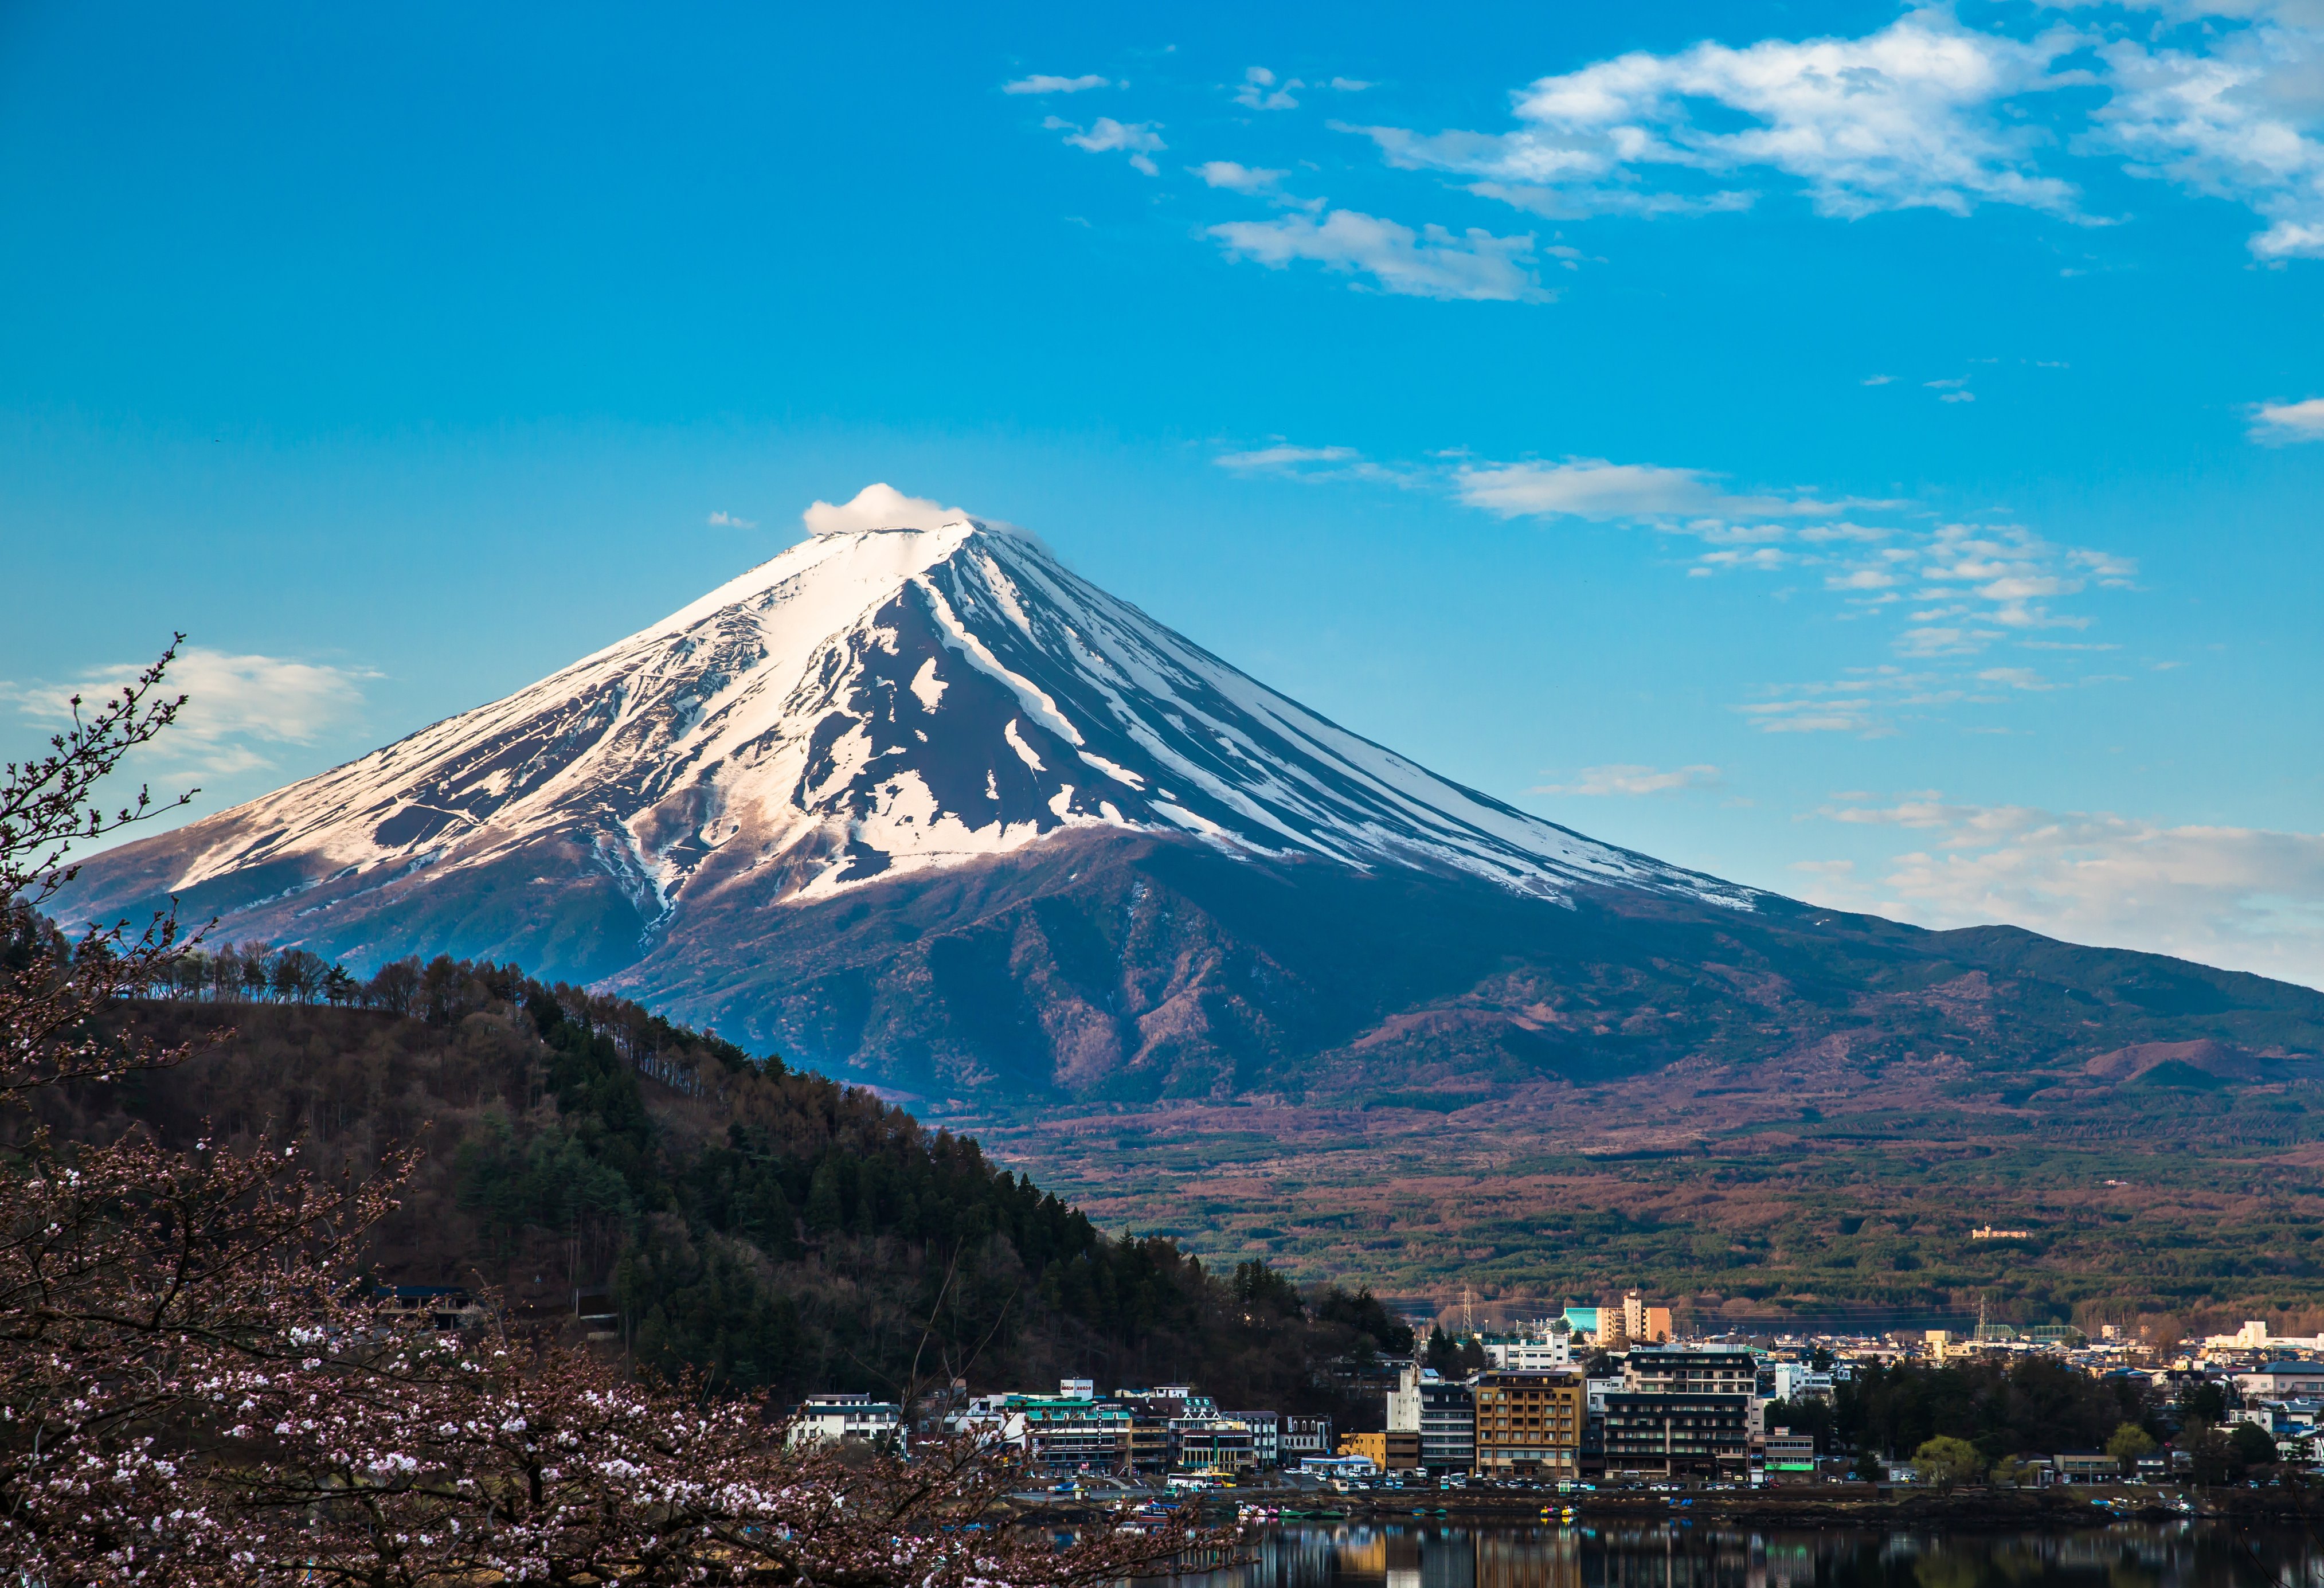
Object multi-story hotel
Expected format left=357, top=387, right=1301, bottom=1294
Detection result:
left=1471, top=1370, right=1583, bottom=1477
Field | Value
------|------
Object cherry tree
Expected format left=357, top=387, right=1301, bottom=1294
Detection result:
left=0, top=640, right=1207, bottom=1585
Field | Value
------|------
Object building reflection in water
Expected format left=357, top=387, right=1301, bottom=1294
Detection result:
left=1195, top=1523, right=2324, bottom=1588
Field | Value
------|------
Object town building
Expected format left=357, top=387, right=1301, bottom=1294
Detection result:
left=2234, top=1362, right=2324, bottom=1398
left=373, top=1284, right=488, bottom=1330
left=1281, top=1414, right=1335, bottom=1461
left=1472, top=1370, right=1583, bottom=1478
left=1113, top=1387, right=1212, bottom=1473
left=1224, top=1409, right=1281, bottom=1468
left=791, top=1392, right=905, bottom=1449
left=1173, top=1415, right=1258, bottom=1474
left=1761, top=1362, right=1834, bottom=1402
left=1420, top=1377, right=1476, bottom=1474
left=2051, top=1451, right=2118, bottom=1481
left=1340, top=1430, right=1422, bottom=1472
left=1599, top=1388, right=1753, bottom=1479
left=1624, top=1346, right=1760, bottom=1395
left=1753, top=1427, right=1818, bottom=1483
left=950, top=1389, right=1129, bottom=1472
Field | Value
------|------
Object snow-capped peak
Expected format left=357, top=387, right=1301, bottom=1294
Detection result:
left=141, top=518, right=1758, bottom=935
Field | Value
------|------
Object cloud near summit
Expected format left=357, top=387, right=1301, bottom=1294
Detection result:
left=802, top=484, right=973, bottom=536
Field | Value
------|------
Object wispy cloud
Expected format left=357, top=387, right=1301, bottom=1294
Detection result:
left=1336, top=5, right=2324, bottom=261
left=1192, top=161, right=1288, bottom=193
left=1347, top=11, right=2088, bottom=222
left=1798, top=796, right=2324, bottom=989
left=2088, top=21, right=2324, bottom=261
left=1210, top=442, right=1417, bottom=487
left=2251, top=397, right=2324, bottom=443
left=1043, top=115, right=1165, bottom=174
left=1736, top=698, right=1888, bottom=736
left=1004, top=73, right=1110, bottom=95
left=1207, top=209, right=1544, bottom=300
left=5, top=647, right=372, bottom=776
left=705, top=510, right=757, bottom=528
left=1533, top=763, right=1722, bottom=795
left=1215, top=444, right=1358, bottom=471
left=1453, top=458, right=1850, bottom=521
left=1234, top=67, right=1301, bottom=111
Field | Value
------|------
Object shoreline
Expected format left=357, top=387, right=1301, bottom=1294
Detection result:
left=1020, top=1483, right=2324, bottom=1530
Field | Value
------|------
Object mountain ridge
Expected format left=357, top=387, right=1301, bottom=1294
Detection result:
left=53, top=517, right=2324, bottom=1106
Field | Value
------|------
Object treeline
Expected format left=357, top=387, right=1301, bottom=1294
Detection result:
left=35, top=934, right=1410, bottom=1417
left=1768, top=1356, right=2157, bottom=1465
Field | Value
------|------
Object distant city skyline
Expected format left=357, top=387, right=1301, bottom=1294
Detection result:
left=2, top=1, right=2318, bottom=984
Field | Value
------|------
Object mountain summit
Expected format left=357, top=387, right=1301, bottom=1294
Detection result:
left=58, top=506, right=2324, bottom=1104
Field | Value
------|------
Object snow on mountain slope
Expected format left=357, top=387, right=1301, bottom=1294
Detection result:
left=72, top=517, right=1757, bottom=946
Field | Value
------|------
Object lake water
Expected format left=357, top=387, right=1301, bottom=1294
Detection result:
left=1200, top=1524, right=2324, bottom=1588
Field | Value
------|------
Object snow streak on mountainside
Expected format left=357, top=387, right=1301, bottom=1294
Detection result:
left=66, top=519, right=1755, bottom=953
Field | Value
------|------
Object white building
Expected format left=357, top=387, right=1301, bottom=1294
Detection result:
left=2233, top=1362, right=2324, bottom=1398
left=792, top=1393, right=904, bottom=1448
left=1480, top=1320, right=1575, bottom=1370
left=1764, top=1363, right=1835, bottom=1402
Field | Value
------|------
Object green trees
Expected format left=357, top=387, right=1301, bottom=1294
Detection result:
left=1836, top=1355, right=2155, bottom=1466
left=2107, top=1421, right=2158, bottom=1474
left=65, top=948, right=1401, bottom=1419
left=1912, top=1435, right=1986, bottom=1491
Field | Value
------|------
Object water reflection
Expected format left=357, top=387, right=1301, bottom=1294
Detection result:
left=1210, top=1524, right=2324, bottom=1588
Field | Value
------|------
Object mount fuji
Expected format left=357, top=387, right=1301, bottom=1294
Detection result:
left=57, top=507, right=2324, bottom=1104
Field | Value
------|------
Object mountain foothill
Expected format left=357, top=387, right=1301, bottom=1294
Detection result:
left=51, top=517, right=2324, bottom=1325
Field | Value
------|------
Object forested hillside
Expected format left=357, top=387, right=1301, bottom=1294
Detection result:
left=15, top=924, right=1410, bottom=1417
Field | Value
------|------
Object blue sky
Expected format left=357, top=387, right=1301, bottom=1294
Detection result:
left=3, top=1, right=2321, bottom=984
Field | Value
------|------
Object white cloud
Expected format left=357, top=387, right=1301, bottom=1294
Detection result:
left=1206, top=209, right=1544, bottom=300
left=1234, top=67, right=1302, bottom=111
left=705, top=510, right=757, bottom=528
left=1862, top=374, right=1897, bottom=385
left=801, top=483, right=972, bottom=537
left=1329, top=77, right=1375, bottom=92
left=1043, top=115, right=1165, bottom=174
left=1897, top=625, right=2002, bottom=656
left=2088, top=19, right=2324, bottom=260
left=1351, top=11, right=2088, bottom=221
left=1800, top=796, right=2324, bottom=988
left=2252, top=396, right=2324, bottom=440
left=1977, top=666, right=2057, bottom=690
left=1533, top=763, right=1722, bottom=795
left=1192, top=161, right=1288, bottom=193
left=1736, top=698, right=1887, bottom=734
left=1005, top=73, right=1110, bottom=95
left=1215, top=444, right=1358, bottom=471
left=5, top=647, right=371, bottom=776
left=1452, top=458, right=1846, bottom=520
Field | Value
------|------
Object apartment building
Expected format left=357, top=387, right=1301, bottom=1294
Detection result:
left=1623, top=1346, right=1760, bottom=1395
left=1420, top=1378, right=1476, bottom=1474
left=1599, top=1390, right=1752, bottom=1478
